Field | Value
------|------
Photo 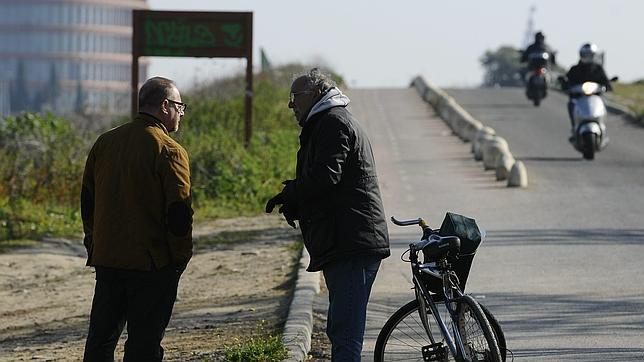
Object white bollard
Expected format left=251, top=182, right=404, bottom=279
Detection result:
left=472, top=126, right=496, bottom=157
left=507, top=160, right=528, bottom=187
left=483, top=137, right=509, bottom=170
left=461, top=117, right=483, bottom=143
left=495, top=152, right=515, bottom=181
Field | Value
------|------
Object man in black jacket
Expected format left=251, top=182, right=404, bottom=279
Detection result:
left=520, top=31, right=556, bottom=85
left=564, top=43, right=613, bottom=132
left=266, top=68, right=390, bottom=361
left=521, top=31, right=557, bottom=66
left=566, top=43, right=612, bottom=90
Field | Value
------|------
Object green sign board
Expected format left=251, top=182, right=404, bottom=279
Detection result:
left=131, top=11, right=254, bottom=145
left=133, top=11, right=252, bottom=58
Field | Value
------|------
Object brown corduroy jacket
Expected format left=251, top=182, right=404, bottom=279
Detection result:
left=81, top=113, right=193, bottom=271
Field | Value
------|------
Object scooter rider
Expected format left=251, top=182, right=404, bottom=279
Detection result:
left=564, top=43, right=613, bottom=132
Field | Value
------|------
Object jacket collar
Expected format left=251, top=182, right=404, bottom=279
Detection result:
left=136, top=112, right=169, bottom=135
left=300, top=87, right=350, bottom=126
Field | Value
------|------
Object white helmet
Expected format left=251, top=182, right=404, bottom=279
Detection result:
left=579, top=43, right=598, bottom=64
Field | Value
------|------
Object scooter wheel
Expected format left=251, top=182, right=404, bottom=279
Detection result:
left=582, top=133, right=596, bottom=160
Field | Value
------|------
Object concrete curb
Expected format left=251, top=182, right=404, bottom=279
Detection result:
left=411, top=76, right=528, bottom=188
left=282, top=247, right=320, bottom=362
left=605, top=100, right=639, bottom=121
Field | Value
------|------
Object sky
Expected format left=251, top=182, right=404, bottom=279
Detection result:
left=147, top=0, right=644, bottom=90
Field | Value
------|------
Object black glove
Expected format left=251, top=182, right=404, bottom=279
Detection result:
left=265, top=193, right=284, bottom=213
left=279, top=204, right=297, bottom=229
left=267, top=180, right=298, bottom=228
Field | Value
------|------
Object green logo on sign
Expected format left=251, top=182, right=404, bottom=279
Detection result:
left=144, top=18, right=217, bottom=49
left=221, top=24, right=244, bottom=48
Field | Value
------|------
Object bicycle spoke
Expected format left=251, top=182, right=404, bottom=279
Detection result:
left=375, top=300, right=458, bottom=361
left=401, top=317, right=432, bottom=346
left=456, top=297, right=501, bottom=361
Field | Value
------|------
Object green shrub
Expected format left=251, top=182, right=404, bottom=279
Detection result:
left=0, top=197, right=82, bottom=240
left=223, top=334, right=289, bottom=362
left=0, top=68, right=306, bottom=241
left=0, top=112, right=87, bottom=240
left=178, top=75, right=299, bottom=220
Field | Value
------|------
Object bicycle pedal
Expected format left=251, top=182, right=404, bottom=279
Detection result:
left=422, top=342, right=448, bottom=361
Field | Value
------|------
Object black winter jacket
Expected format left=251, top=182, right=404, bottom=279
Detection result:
left=283, top=105, right=390, bottom=271
left=521, top=42, right=556, bottom=66
left=566, top=62, right=612, bottom=91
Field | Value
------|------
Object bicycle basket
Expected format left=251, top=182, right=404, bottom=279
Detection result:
left=422, top=212, right=482, bottom=296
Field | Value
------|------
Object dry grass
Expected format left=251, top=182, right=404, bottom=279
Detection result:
left=610, top=81, right=644, bottom=122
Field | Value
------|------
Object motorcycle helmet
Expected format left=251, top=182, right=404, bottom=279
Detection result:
left=579, top=43, right=598, bottom=64
left=535, top=31, right=545, bottom=43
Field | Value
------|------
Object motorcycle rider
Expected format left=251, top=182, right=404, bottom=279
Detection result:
left=563, top=43, right=613, bottom=135
left=521, top=31, right=557, bottom=73
left=521, top=32, right=556, bottom=101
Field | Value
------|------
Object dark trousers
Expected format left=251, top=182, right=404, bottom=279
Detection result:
left=323, top=256, right=381, bottom=362
left=83, top=265, right=181, bottom=362
left=568, top=99, right=576, bottom=129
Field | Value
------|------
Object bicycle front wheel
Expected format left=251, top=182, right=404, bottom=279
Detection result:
left=456, top=295, right=502, bottom=362
left=374, top=299, right=454, bottom=362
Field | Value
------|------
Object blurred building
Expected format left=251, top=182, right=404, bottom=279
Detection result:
left=0, top=0, right=148, bottom=116
left=0, top=79, right=9, bottom=117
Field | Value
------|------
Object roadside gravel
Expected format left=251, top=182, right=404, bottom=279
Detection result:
left=0, top=215, right=300, bottom=361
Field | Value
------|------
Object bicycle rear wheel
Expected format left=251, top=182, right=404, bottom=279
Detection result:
left=479, top=303, right=507, bottom=361
left=456, top=295, right=502, bottom=362
left=374, top=299, right=454, bottom=362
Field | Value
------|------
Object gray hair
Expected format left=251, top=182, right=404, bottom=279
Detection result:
left=296, top=68, right=336, bottom=93
left=138, top=77, right=177, bottom=110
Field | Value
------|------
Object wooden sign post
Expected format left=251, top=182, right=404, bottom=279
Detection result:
left=132, top=11, right=253, bottom=145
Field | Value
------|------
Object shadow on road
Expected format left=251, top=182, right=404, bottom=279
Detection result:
left=513, top=347, right=644, bottom=361
left=455, top=103, right=537, bottom=110
left=520, top=156, right=583, bottom=162
left=387, top=228, right=644, bottom=247
left=484, top=228, right=644, bottom=247
left=481, top=292, right=644, bottom=361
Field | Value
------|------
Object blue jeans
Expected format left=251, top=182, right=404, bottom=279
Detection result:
left=323, top=256, right=381, bottom=362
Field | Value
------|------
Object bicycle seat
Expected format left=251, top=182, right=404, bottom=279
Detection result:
left=422, top=235, right=461, bottom=262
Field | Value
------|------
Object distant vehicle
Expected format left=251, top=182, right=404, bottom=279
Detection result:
left=559, top=76, right=618, bottom=160
left=524, top=51, right=551, bottom=106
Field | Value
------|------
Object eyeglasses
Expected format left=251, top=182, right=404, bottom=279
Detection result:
left=166, top=99, right=188, bottom=113
left=289, top=90, right=314, bottom=103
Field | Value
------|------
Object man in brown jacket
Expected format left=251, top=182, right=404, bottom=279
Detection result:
left=81, top=77, right=193, bottom=361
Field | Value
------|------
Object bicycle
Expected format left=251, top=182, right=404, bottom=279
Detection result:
left=374, top=213, right=507, bottom=362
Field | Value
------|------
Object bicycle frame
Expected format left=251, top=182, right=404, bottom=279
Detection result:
left=410, top=247, right=468, bottom=359
left=380, top=216, right=503, bottom=362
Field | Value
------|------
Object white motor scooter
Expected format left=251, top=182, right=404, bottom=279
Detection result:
left=561, top=77, right=617, bottom=160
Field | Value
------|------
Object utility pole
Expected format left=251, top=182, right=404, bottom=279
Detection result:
left=522, top=5, right=537, bottom=49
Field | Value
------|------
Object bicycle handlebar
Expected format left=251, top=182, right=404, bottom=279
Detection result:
left=391, top=216, right=426, bottom=227
left=391, top=216, right=434, bottom=242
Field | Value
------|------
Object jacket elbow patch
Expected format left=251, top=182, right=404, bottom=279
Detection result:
left=167, top=201, right=192, bottom=237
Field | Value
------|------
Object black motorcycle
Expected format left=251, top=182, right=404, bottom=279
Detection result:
left=524, top=52, right=551, bottom=106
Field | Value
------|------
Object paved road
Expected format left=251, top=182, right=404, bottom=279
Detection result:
left=328, top=87, right=644, bottom=360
